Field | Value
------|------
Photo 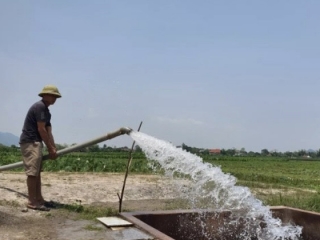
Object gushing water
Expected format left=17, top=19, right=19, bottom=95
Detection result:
left=130, top=131, right=302, bottom=240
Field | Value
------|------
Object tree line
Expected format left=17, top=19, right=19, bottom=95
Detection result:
left=181, top=143, right=320, bottom=158
left=1, top=142, right=319, bottom=158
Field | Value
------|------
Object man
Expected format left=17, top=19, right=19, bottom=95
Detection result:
left=20, top=85, right=61, bottom=211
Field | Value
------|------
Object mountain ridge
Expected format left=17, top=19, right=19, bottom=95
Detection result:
left=0, top=132, right=20, bottom=146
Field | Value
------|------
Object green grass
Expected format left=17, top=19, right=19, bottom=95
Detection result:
left=0, top=151, right=153, bottom=173
left=53, top=202, right=119, bottom=220
left=203, top=156, right=320, bottom=192
left=260, top=192, right=320, bottom=212
left=83, top=224, right=103, bottom=231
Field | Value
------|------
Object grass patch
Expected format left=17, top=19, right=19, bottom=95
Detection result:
left=260, top=192, right=320, bottom=212
left=0, top=199, right=21, bottom=208
left=83, top=224, right=103, bottom=231
left=164, top=199, right=193, bottom=210
left=57, top=203, right=119, bottom=220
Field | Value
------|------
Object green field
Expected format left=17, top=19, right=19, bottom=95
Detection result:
left=1, top=149, right=320, bottom=212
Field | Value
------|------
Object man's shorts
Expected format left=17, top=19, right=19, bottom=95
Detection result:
left=20, top=142, right=43, bottom=176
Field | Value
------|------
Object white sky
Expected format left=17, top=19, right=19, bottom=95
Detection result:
left=1, top=1, right=320, bottom=152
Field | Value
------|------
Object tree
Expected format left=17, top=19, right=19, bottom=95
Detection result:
left=284, top=151, right=293, bottom=157
left=135, top=145, right=142, bottom=152
left=316, top=149, right=320, bottom=157
left=220, top=149, right=227, bottom=155
left=88, top=144, right=100, bottom=152
left=181, top=143, right=192, bottom=152
left=240, top=148, right=247, bottom=155
left=225, top=148, right=236, bottom=156
left=56, top=143, right=68, bottom=150
left=297, top=149, right=306, bottom=157
left=261, top=149, right=269, bottom=156
left=247, top=151, right=257, bottom=157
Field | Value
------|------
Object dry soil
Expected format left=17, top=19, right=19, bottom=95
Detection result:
left=0, top=172, right=189, bottom=240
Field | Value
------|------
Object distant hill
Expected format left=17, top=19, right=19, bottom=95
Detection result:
left=0, top=132, right=20, bottom=146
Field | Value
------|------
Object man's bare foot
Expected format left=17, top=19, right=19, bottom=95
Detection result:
left=27, top=204, right=50, bottom=211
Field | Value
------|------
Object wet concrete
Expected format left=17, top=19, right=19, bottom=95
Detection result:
left=56, top=219, right=154, bottom=240
left=111, top=227, right=154, bottom=240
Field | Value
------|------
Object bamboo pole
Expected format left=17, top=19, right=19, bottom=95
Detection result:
left=117, top=121, right=143, bottom=212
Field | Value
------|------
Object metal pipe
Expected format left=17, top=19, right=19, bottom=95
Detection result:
left=0, top=127, right=132, bottom=171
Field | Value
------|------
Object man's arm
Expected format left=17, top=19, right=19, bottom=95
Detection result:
left=46, top=125, right=56, bottom=149
left=37, top=121, right=57, bottom=159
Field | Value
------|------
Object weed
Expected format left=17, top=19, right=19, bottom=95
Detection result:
left=83, top=224, right=103, bottom=231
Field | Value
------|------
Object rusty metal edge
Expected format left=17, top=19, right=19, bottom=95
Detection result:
left=120, top=207, right=320, bottom=240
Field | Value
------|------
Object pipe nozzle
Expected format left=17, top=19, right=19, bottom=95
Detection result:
left=120, top=127, right=133, bottom=135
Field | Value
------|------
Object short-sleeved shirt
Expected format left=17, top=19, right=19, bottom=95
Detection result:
left=19, top=100, right=51, bottom=144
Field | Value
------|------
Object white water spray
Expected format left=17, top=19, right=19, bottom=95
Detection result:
left=130, top=131, right=302, bottom=240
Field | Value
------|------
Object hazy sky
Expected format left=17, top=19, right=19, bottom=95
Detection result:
left=1, top=1, right=320, bottom=152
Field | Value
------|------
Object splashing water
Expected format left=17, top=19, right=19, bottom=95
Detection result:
left=130, top=131, right=302, bottom=240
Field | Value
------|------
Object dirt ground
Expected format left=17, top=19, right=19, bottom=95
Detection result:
left=0, top=172, right=189, bottom=240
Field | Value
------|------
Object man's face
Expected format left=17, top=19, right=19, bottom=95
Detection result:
left=45, top=94, right=58, bottom=105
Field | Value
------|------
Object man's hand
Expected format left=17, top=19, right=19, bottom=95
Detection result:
left=48, top=147, right=57, bottom=160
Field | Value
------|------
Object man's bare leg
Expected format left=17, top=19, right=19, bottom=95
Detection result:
left=36, top=172, right=45, bottom=205
left=27, top=176, right=38, bottom=207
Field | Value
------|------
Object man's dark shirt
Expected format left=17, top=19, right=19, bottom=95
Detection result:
left=20, top=100, right=51, bottom=144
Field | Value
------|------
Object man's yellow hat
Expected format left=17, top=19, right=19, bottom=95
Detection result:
left=38, top=85, right=62, bottom=98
